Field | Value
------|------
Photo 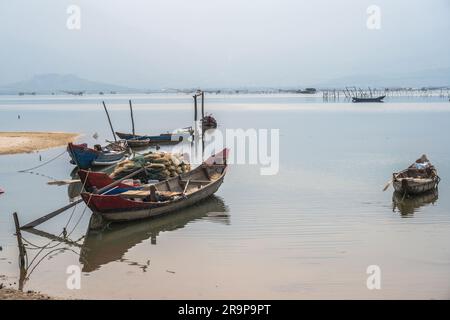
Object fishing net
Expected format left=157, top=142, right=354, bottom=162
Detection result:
left=110, top=151, right=191, bottom=182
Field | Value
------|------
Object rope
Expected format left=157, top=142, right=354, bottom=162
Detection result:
left=22, top=170, right=92, bottom=266
left=66, top=189, right=95, bottom=238
left=26, top=247, right=82, bottom=279
left=18, top=149, right=67, bottom=173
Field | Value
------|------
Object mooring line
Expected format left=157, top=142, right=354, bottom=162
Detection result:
left=18, top=149, right=67, bottom=173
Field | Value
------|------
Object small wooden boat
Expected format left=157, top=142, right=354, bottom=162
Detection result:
left=392, top=155, right=440, bottom=195
left=297, top=88, right=317, bottom=94
left=115, top=131, right=186, bottom=146
left=352, top=95, right=385, bottom=103
left=201, top=114, right=217, bottom=129
left=80, top=149, right=229, bottom=222
left=124, top=138, right=153, bottom=148
left=67, top=142, right=128, bottom=170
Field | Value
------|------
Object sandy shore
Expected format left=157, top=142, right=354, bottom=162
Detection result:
left=0, top=132, right=79, bottom=155
left=0, top=287, right=54, bottom=300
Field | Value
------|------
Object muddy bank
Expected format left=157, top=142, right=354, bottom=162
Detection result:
left=0, top=287, right=55, bottom=300
left=0, top=132, right=79, bottom=155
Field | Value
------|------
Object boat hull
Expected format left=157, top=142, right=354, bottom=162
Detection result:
left=352, top=95, right=386, bottom=103
left=115, top=132, right=184, bottom=145
left=68, top=143, right=126, bottom=169
left=82, top=174, right=225, bottom=221
left=80, top=148, right=229, bottom=222
left=393, top=178, right=439, bottom=195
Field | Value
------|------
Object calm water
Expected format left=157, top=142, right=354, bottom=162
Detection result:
left=1, top=94, right=450, bottom=299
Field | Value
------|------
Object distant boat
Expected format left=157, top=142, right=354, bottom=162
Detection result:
left=67, top=142, right=128, bottom=169
left=201, top=114, right=217, bottom=129
left=352, top=95, right=385, bottom=103
left=297, top=88, right=317, bottom=94
left=392, top=155, right=440, bottom=195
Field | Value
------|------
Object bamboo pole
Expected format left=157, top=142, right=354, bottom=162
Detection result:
left=102, top=101, right=117, bottom=142
left=20, top=167, right=147, bottom=229
left=129, top=100, right=135, bottom=137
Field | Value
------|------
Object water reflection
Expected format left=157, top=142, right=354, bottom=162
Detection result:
left=392, top=190, right=439, bottom=216
left=79, top=195, right=229, bottom=272
left=67, top=180, right=83, bottom=201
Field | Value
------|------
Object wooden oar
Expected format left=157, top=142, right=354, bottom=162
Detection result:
left=47, top=179, right=81, bottom=186
left=382, top=180, right=392, bottom=191
left=21, top=167, right=146, bottom=229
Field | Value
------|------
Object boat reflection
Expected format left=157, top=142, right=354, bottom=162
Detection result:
left=392, top=189, right=439, bottom=216
left=79, top=195, right=229, bottom=272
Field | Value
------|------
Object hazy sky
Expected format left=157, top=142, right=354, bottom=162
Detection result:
left=1, top=0, right=449, bottom=88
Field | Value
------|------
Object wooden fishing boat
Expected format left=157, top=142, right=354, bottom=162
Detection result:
left=392, top=155, right=440, bottom=195
left=67, top=142, right=128, bottom=170
left=352, top=95, right=385, bottom=103
left=297, top=88, right=317, bottom=94
left=80, top=149, right=229, bottom=222
left=115, top=131, right=186, bottom=146
left=201, top=114, right=217, bottom=129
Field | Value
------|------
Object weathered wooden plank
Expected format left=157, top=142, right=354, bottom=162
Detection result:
left=21, top=167, right=146, bottom=229
left=21, top=199, right=84, bottom=229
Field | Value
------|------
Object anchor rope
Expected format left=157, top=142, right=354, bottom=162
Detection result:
left=18, top=149, right=67, bottom=173
left=22, top=170, right=91, bottom=268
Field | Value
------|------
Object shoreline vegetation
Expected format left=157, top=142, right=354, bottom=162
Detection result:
left=0, top=132, right=79, bottom=155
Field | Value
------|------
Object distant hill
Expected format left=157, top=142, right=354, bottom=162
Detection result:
left=0, top=74, right=135, bottom=94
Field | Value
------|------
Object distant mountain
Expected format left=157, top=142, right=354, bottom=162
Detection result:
left=314, top=67, right=450, bottom=89
left=0, top=74, right=135, bottom=94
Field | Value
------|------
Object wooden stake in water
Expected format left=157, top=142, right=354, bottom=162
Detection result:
left=13, top=212, right=26, bottom=268
left=193, top=95, right=198, bottom=122
left=201, top=91, right=205, bottom=119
